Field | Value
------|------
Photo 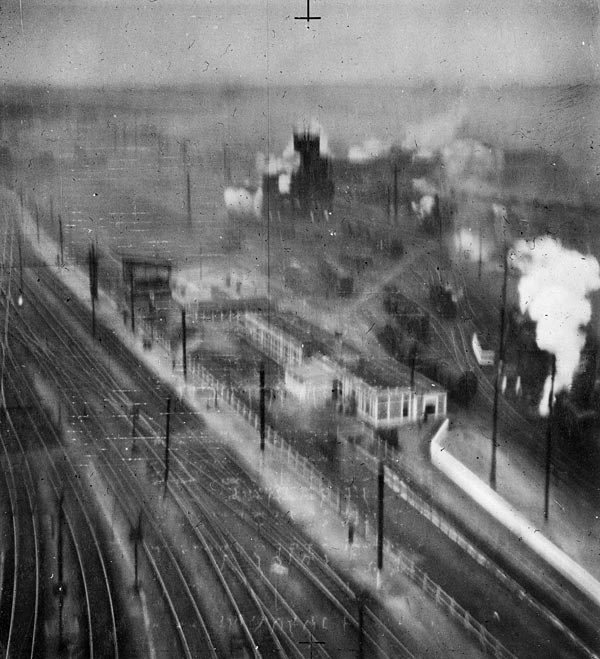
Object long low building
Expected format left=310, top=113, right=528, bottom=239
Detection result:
left=241, top=312, right=446, bottom=427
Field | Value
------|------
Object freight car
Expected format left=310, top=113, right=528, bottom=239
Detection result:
left=383, top=285, right=430, bottom=343
left=319, top=257, right=354, bottom=298
left=376, top=323, right=477, bottom=405
left=429, top=283, right=458, bottom=319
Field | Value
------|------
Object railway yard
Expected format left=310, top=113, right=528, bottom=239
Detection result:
left=1, top=87, right=600, bottom=659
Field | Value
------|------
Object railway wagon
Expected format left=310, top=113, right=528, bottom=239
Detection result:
left=429, top=283, right=458, bottom=319
left=376, top=323, right=478, bottom=405
left=319, top=257, right=354, bottom=298
left=383, top=285, right=430, bottom=344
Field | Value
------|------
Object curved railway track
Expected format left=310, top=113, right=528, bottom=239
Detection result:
left=16, top=233, right=420, bottom=658
left=1, top=329, right=120, bottom=658
left=17, top=245, right=600, bottom=656
left=0, top=405, right=40, bottom=659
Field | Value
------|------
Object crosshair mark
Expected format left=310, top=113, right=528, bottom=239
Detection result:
left=295, top=0, right=321, bottom=23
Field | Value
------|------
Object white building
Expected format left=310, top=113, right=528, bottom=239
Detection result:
left=240, top=312, right=447, bottom=428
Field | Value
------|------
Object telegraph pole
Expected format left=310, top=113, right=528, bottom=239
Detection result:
left=377, top=460, right=384, bottom=586
left=490, top=245, right=508, bottom=490
left=130, top=510, right=143, bottom=591
left=58, top=214, right=64, bottom=266
left=53, top=489, right=67, bottom=652
left=186, top=171, right=192, bottom=228
left=478, top=224, right=483, bottom=280
left=88, top=243, right=98, bottom=337
left=129, top=268, right=135, bottom=334
left=392, top=164, right=398, bottom=224
left=259, top=362, right=266, bottom=451
left=181, top=309, right=187, bottom=380
left=163, top=396, right=171, bottom=499
left=409, top=343, right=418, bottom=390
left=35, top=202, right=40, bottom=243
left=357, top=594, right=365, bottom=659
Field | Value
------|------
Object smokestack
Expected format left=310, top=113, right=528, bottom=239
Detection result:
left=393, top=164, right=398, bottom=224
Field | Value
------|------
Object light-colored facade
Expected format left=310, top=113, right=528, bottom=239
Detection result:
left=240, top=312, right=447, bottom=428
left=241, top=312, right=314, bottom=367
left=285, top=359, right=337, bottom=405
left=472, top=332, right=495, bottom=367
left=340, top=368, right=447, bottom=428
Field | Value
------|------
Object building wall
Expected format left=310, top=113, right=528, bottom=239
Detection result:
left=284, top=363, right=336, bottom=406
left=243, top=312, right=447, bottom=427
left=341, top=372, right=446, bottom=428
left=242, top=314, right=305, bottom=366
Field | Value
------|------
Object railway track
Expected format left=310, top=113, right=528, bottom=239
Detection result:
left=16, top=223, right=421, bottom=658
left=13, top=212, right=600, bottom=657
left=11, top=277, right=218, bottom=658
left=1, top=333, right=121, bottom=657
left=0, top=408, right=40, bottom=659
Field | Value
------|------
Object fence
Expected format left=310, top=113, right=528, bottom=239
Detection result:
left=189, top=356, right=518, bottom=659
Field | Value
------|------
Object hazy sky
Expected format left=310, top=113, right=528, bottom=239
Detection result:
left=1, top=0, right=598, bottom=88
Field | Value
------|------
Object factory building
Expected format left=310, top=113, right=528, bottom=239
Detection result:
left=263, top=128, right=334, bottom=219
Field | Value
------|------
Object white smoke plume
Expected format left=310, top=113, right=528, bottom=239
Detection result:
left=411, top=195, right=435, bottom=220
left=412, top=178, right=438, bottom=197
left=348, top=138, right=390, bottom=163
left=278, top=173, right=291, bottom=194
left=401, top=103, right=466, bottom=158
left=257, top=152, right=299, bottom=177
left=453, top=227, right=491, bottom=264
left=442, top=139, right=502, bottom=186
left=513, top=237, right=600, bottom=416
left=224, top=186, right=262, bottom=218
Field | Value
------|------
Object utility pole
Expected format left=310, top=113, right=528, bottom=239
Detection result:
left=410, top=343, right=418, bottom=390
left=88, top=242, right=98, bottom=337
left=58, top=214, right=64, bottom=266
left=478, top=223, right=483, bottom=280
left=181, top=309, right=187, bottom=380
left=357, top=595, right=365, bottom=659
left=392, top=164, right=398, bottom=224
left=131, top=402, right=140, bottom=440
left=35, top=202, right=40, bottom=243
left=544, top=356, right=557, bottom=520
left=163, top=396, right=171, bottom=499
left=186, top=171, right=192, bottom=228
left=377, top=460, right=384, bottom=585
left=130, top=510, right=143, bottom=591
left=259, top=362, right=266, bottom=451
left=53, top=489, right=67, bottom=653
left=386, top=185, right=391, bottom=224
left=436, top=195, right=443, bottom=267
left=129, top=268, right=135, bottom=334
left=490, top=245, right=508, bottom=490
left=17, top=232, right=23, bottom=296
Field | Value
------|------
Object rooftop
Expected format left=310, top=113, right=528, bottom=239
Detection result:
left=348, top=355, right=443, bottom=394
left=252, top=311, right=443, bottom=395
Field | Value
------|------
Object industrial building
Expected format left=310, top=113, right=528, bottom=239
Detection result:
left=263, top=128, right=334, bottom=220
left=340, top=358, right=446, bottom=428
left=240, top=312, right=447, bottom=428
